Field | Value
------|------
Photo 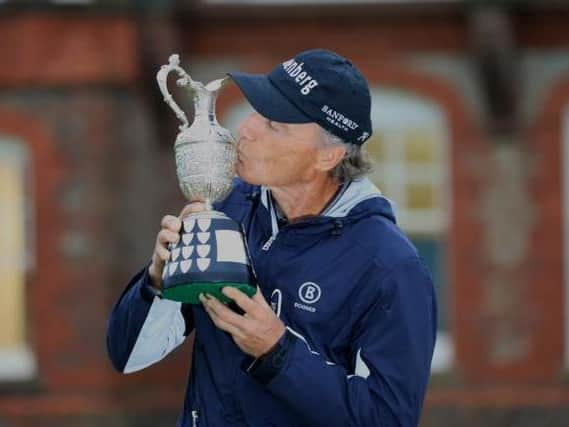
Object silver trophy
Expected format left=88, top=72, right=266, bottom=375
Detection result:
left=156, top=54, right=256, bottom=304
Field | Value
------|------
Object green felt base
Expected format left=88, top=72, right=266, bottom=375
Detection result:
left=162, top=282, right=256, bottom=304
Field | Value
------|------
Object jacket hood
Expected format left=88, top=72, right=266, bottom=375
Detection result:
left=322, top=178, right=395, bottom=223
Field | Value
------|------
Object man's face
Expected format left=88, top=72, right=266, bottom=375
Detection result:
left=235, top=112, right=325, bottom=187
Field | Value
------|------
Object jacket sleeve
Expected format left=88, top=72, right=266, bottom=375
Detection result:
left=246, top=257, right=437, bottom=427
left=106, top=267, right=194, bottom=373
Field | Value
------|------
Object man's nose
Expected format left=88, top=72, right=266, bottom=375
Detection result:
left=237, top=113, right=259, bottom=141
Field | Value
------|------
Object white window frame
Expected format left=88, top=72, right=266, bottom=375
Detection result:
left=563, top=105, right=569, bottom=370
left=368, top=89, right=451, bottom=234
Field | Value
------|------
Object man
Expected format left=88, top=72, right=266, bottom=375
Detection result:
left=107, top=49, right=437, bottom=426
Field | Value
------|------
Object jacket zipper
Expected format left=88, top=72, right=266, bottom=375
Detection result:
left=191, top=409, right=199, bottom=427
left=261, top=235, right=276, bottom=251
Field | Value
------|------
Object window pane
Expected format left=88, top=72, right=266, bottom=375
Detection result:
left=404, top=129, right=435, bottom=164
left=406, top=183, right=435, bottom=210
left=0, top=137, right=36, bottom=380
left=0, top=165, right=25, bottom=348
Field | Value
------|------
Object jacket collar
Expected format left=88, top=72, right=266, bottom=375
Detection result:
left=259, top=178, right=385, bottom=237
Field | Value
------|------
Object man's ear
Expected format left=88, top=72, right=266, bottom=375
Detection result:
left=315, top=144, right=346, bottom=173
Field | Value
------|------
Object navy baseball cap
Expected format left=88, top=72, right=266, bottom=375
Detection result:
left=228, top=49, right=372, bottom=145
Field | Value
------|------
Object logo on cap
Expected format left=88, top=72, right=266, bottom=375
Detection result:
left=321, top=105, right=360, bottom=132
left=357, top=131, right=370, bottom=142
left=282, top=59, right=319, bottom=95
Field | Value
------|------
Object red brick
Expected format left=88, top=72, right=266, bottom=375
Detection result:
left=0, top=16, right=139, bottom=88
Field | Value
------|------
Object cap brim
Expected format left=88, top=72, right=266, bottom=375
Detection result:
left=228, top=72, right=312, bottom=124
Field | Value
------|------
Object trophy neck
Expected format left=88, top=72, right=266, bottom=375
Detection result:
left=192, top=88, right=220, bottom=126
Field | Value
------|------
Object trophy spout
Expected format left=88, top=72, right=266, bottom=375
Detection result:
left=205, top=76, right=231, bottom=93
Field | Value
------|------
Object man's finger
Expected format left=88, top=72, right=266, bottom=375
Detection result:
left=179, top=202, right=207, bottom=219
left=155, top=244, right=170, bottom=262
left=201, top=296, right=246, bottom=339
left=202, top=294, right=251, bottom=329
left=157, top=229, right=180, bottom=246
left=222, top=287, right=258, bottom=314
left=252, top=288, right=272, bottom=310
left=161, top=215, right=182, bottom=232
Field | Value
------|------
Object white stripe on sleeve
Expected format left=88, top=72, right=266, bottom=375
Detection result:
left=124, top=297, right=187, bottom=373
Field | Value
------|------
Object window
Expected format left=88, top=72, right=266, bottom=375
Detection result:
left=0, top=136, right=36, bottom=381
left=367, top=88, right=452, bottom=372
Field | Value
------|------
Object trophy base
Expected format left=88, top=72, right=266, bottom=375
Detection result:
left=161, top=210, right=257, bottom=305
left=162, top=282, right=257, bottom=305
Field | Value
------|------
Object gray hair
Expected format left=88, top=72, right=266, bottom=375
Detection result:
left=320, top=129, right=373, bottom=182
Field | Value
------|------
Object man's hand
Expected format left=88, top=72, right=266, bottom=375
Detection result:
left=200, top=287, right=286, bottom=358
left=148, top=202, right=206, bottom=289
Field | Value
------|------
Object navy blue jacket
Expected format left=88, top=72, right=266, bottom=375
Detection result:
left=107, top=178, right=437, bottom=426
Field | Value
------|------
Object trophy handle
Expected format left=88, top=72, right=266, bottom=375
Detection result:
left=156, top=54, right=193, bottom=131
